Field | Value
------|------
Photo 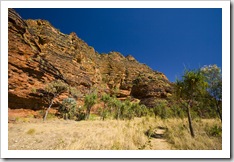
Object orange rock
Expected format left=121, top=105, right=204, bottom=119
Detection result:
left=8, top=8, right=172, bottom=115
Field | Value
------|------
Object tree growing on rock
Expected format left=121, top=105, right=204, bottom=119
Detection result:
left=175, top=69, right=207, bottom=137
left=43, top=80, right=68, bottom=121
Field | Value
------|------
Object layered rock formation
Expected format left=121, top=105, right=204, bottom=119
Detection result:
left=8, top=8, right=173, bottom=110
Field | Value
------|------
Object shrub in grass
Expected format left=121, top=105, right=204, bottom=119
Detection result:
left=206, top=124, right=222, bottom=137
left=27, top=128, right=36, bottom=135
left=60, top=97, right=77, bottom=120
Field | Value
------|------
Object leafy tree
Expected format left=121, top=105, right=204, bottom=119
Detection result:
left=200, top=65, right=222, bottom=121
left=175, top=69, right=207, bottom=137
left=100, top=93, right=111, bottom=120
left=120, top=100, right=135, bottom=120
left=84, top=93, right=97, bottom=120
left=110, top=97, right=123, bottom=120
left=43, top=80, right=68, bottom=121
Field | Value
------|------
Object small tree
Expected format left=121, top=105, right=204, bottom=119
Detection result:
left=110, top=97, right=123, bottom=120
left=121, top=100, right=135, bottom=120
left=43, top=80, right=68, bottom=121
left=84, top=93, right=97, bottom=120
left=175, top=69, right=207, bottom=137
left=100, top=93, right=111, bottom=120
left=200, top=65, right=222, bottom=121
left=60, top=97, right=77, bottom=120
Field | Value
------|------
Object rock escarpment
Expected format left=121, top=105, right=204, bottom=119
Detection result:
left=8, top=8, right=173, bottom=110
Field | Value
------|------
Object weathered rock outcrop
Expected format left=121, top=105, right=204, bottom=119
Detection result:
left=8, top=8, right=173, bottom=110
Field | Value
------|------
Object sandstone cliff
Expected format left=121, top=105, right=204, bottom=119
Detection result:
left=8, top=8, right=173, bottom=111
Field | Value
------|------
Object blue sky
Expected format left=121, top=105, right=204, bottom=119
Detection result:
left=14, top=8, right=222, bottom=82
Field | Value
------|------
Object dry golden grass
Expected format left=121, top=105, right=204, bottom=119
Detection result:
left=163, top=118, right=222, bottom=150
left=8, top=116, right=221, bottom=150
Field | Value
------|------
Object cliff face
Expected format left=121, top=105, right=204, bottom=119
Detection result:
left=8, top=8, right=173, bottom=110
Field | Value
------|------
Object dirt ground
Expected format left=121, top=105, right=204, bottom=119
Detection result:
left=147, top=129, right=171, bottom=150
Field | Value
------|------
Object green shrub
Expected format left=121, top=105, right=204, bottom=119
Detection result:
left=170, top=104, right=185, bottom=119
left=76, top=106, right=86, bottom=121
left=97, top=107, right=110, bottom=121
left=84, top=93, right=97, bottom=120
left=120, top=100, right=135, bottom=120
left=152, top=100, right=168, bottom=119
left=59, top=97, right=77, bottom=120
left=133, top=103, right=149, bottom=117
left=206, top=124, right=222, bottom=137
left=27, top=128, right=36, bottom=135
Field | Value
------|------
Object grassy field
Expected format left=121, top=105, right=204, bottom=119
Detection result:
left=8, top=116, right=221, bottom=150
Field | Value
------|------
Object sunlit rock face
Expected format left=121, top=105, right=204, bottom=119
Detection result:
left=8, top=8, right=172, bottom=110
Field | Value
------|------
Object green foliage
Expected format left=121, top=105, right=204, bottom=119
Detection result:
left=89, top=113, right=99, bottom=121
left=134, top=104, right=149, bottom=117
left=145, top=127, right=155, bottom=138
left=98, top=94, right=111, bottom=120
left=109, top=96, right=122, bottom=120
left=99, top=94, right=151, bottom=120
left=85, top=93, right=97, bottom=109
left=152, top=100, right=168, bottom=119
left=76, top=106, right=86, bottom=121
left=43, top=80, right=68, bottom=121
left=200, top=65, right=222, bottom=121
left=111, top=141, right=121, bottom=150
left=111, top=87, right=120, bottom=97
left=170, top=103, right=185, bottom=119
left=46, top=113, right=56, bottom=120
left=84, top=93, right=97, bottom=120
left=175, top=70, right=208, bottom=101
left=120, top=100, right=135, bottom=120
left=174, top=69, right=207, bottom=137
left=27, top=128, right=36, bottom=135
left=206, top=124, right=222, bottom=137
left=97, top=107, right=110, bottom=121
left=45, top=80, right=68, bottom=97
left=101, top=93, right=111, bottom=104
left=200, top=65, right=222, bottom=101
left=60, top=97, right=77, bottom=120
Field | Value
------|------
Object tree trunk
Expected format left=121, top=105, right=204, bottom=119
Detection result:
left=43, top=99, right=54, bottom=121
left=85, top=107, right=91, bottom=120
left=102, top=107, right=105, bottom=121
left=117, top=107, right=121, bottom=120
left=216, top=102, right=222, bottom=122
left=187, top=106, right=195, bottom=137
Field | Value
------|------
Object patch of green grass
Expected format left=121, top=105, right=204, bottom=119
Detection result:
left=89, top=114, right=99, bottom=121
left=46, top=113, right=56, bottom=120
left=111, top=141, right=121, bottom=150
left=27, top=128, right=36, bottom=135
left=206, top=124, right=222, bottom=137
